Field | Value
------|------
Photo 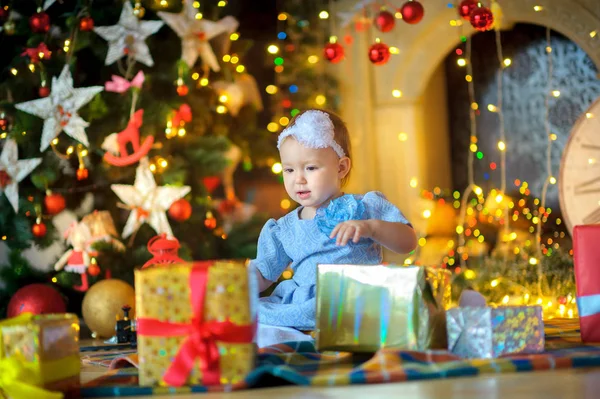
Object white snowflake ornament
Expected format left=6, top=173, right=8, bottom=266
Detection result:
left=0, top=139, right=42, bottom=213
left=14, top=65, right=103, bottom=152
left=158, top=1, right=238, bottom=70
left=94, top=2, right=164, bottom=67
left=111, top=158, right=190, bottom=238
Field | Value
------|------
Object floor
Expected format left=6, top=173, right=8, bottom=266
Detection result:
left=81, top=363, right=600, bottom=399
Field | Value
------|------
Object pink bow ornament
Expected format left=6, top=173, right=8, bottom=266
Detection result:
left=105, top=71, right=145, bottom=93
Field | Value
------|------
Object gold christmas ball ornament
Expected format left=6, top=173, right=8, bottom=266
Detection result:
left=82, top=279, right=136, bottom=338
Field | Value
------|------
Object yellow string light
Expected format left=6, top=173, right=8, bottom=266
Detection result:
left=271, top=162, right=282, bottom=174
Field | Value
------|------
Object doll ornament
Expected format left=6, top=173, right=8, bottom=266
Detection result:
left=55, top=212, right=125, bottom=290
left=54, top=221, right=95, bottom=291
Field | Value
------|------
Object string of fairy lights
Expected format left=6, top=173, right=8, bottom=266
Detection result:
left=534, top=27, right=555, bottom=295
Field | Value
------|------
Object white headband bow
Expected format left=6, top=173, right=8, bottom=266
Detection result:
left=277, top=110, right=345, bottom=158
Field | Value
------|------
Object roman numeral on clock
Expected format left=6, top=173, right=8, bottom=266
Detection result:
left=575, top=176, right=600, bottom=195
left=583, top=207, right=600, bottom=224
left=582, top=143, right=600, bottom=151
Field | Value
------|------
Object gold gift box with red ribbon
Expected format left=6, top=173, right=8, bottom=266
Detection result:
left=135, top=261, right=257, bottom=387
left=0, top=313, right=80, bottom=397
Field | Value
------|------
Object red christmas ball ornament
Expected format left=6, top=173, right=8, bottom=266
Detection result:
left=470, top=5, right=494, bottom=32
left=38, top=86, right=50, bottom=98
left=558, top=296, right=567, bottom=305
left=176, top=85, right=189, bottom=96
left=76, top=167, right=89, bottom=181
left=204, top=216, right=217, bottom=230
left=44, top=192, right=66, bottom=215
left=29, top=11, right=50, bottom=33
left=0, top=7, right=8, bottom=21
left=374, top=10, right=395, bottom=32
left=0, top=115, right=9, bottom=131
left=32, top=221, right=47, bottom=237
left=87, top=263, right=101, bottom=276
left=323, top=42, right=344, bottom=64
left=79, top=16, right=95, bottom=31
left=400, top=1, right=424, bottom=25
left=368, top=42, right=391, bottom=65
left=458, top=0, right=478, bottom=20
left=7, top=284, right=67, bottom=317
left=168, top=198, right=192, bottom=222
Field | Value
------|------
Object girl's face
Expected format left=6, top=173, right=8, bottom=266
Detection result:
left=279, top=137, right=349, bottom=210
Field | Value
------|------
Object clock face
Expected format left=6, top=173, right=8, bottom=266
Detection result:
left=559, top=98, right=600, bottom=234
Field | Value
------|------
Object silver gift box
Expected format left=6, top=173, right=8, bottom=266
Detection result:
left=316, top=264, right=450, bottom=352
left=446, top=305, right=545, bottom=358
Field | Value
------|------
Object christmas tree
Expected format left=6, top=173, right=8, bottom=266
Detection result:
left=0, top=0, right=276, bottom=317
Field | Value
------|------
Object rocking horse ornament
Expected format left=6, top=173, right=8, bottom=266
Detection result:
left=102, top=71, right=154, bottom=167
left=102, top=109, right=154, bottom=166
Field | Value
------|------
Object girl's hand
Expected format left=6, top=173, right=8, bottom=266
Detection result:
left=330, top=220, right=373, bottom=246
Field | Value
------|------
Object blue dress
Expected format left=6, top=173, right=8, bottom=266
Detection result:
left=251, top=191, right=412, bottom=330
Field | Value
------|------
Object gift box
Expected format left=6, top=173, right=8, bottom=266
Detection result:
left=315, top=264, right=450, bottom=352
left=0, top=313, right=80, bottom=396
left=446, top=305, right=544, bottom=358
left=135, top=261, right=257, bottom=387
left=573, top=224, right=600, bottom=342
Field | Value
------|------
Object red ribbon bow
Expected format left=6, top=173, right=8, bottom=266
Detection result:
left=172, top=104, right=192, bottom=128
left=21, top=43, right=52, bottom=63
left=137, top=263, right=254, bottom=386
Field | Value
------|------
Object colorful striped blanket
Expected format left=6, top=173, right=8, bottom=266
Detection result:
left=81, top=318, right=600, bottom=397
